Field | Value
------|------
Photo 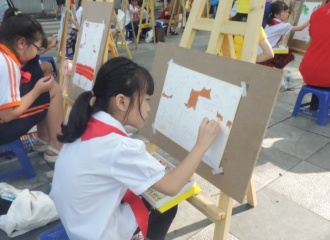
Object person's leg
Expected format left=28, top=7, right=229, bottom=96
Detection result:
left=42, top=81, right=63, bottom=156
left=40, top=62, right=53, bottom=77
left=146, top=205, right=177, bottom=240
left=133, top=199, right=178, bottom=240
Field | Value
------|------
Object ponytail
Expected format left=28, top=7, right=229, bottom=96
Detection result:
left=58, top=57, right=154, bottom=143
left=267, top=1, right=289, bottom=26
left=58, top=91, right=95, bottom=143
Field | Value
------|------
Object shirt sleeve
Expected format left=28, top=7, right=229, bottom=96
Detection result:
left=0, top=56, right=21, bottom=111
left=110, top=138, right=165, bottom=196
left=259, top=27, right=267, bottom=41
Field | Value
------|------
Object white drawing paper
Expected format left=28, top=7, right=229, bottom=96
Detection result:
left=293, top=2, right=322, bottom=42
left=154, top=61, right=243, bottom=169
left=73, top=20, right=105, bottom=91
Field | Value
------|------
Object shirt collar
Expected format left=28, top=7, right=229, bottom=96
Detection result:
left=93, top=111, right=128, bottom=134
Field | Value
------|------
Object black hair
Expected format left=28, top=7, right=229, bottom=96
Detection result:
left=78, top=0, right=83, bottom=8
left=58, top=57, right=154, bottom=143
left=0, top=7, right=44, bottom=56
left=267, top=1, right=289, bottom=25
left=41, top=31, right=49, bottom=49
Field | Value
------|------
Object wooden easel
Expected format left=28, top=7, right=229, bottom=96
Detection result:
left=136, top=0, right=156, bottom=44
left=166, top=0, right=186, bottom=35
left=89, top=0, right=120, bottom=58
left=62, top=0, right=114, bottom=120
left=58, top=0, right=79, bottom=90
left=121, top=0, right=138, bottom=49
left=177, top=0, right=265, bottom=238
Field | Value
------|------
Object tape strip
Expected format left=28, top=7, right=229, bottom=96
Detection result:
left=212, top=167, right=224, bottom=175
left=241, top=81, right=247, bottom=97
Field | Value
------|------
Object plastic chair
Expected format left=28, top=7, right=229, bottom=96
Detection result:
left=39, top=56, right=58, bottom=77
left=292, top=85, right=330, bottom=126
left=38, top=225, right=69, bottom=240
left=0, top=139, right=36, bottom=181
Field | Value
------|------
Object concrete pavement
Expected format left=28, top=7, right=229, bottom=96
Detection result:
left=0, top=26, right=329, bottom=240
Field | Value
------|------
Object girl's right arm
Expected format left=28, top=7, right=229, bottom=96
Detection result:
left=0, top=75, right=54, bottom=122
left=291, top=20, right=310, bottom=32
left=151, top=118, right=220, bottom=196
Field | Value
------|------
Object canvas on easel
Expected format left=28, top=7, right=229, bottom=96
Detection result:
left=288, top=0, right=326, bottom=53
left=67, top=1, right=113, bottom=101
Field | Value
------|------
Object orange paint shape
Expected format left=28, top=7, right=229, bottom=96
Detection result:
left=226, top=120, right=232, bottom=128
left=216, top=112, right=223, bottom=121
left=75, top=63, right=95, bottom=81
left=185, top=87, right=211, bottom=110
left=162, top=92, right=173, bottom=99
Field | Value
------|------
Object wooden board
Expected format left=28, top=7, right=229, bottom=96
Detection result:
left=67, top=1, right=113, bottom=101
left=288, top=0, right=326, bottom=53
left=140, top=43, right=283, bottom=203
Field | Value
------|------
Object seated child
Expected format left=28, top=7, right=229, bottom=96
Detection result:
left=258, top=1, right=310, bottom=69
left=50, top=57, right=220, bottom=239
left=0, top=8, right=63, bottom=162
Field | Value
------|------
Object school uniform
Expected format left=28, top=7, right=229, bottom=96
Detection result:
left=257, top=18, right=294, bottom=69
left=50, top=111, right=168, bottom=240
left=263, top=18, right=292, bottom=48
left=0, top=44, right=49, bottom=144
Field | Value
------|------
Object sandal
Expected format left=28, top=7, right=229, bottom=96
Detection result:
left=43, top=145, right=60, bottom=163
left=32, top=137, right=48, bottom=152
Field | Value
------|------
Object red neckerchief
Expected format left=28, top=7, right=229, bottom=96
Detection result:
left=20, top=71, right=31, bottom=84
left=81, top=117, right=149, bottom=238
left=269, top=18, right=283, bottom=43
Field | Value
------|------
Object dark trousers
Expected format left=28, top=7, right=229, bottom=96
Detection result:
left=134, top=198, right=178, bottom=240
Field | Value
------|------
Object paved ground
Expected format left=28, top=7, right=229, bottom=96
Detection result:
left=0, top=21, right=329, bottom=240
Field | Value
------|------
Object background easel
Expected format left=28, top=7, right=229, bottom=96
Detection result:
left=120, top=0, right=139, bottom=49
left=136, top=0, right=156, bottom=43
left=166, top=0, right=186, bottom=35
left=140, top=1, right=280, bottom=239
left=180, top=0, right=263, bottom=234
left=58, top=0, right=79, bottom=90
left=61, top=1, right=114, bottom=119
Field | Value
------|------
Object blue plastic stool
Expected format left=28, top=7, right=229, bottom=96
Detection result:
left=39, top=56, right=58, bottom=77
left=0, top=139, right=36, bottom=181
left=292, top=85, right=330, bottom=126
left=38, top=225, right=69, bottom=240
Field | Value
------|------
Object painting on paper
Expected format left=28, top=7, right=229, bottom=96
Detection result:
left=154, top=61, right=243, bottom=169
left=292, top=2, right=322, bottom=42
left=72, top=20, right=105, bottom=91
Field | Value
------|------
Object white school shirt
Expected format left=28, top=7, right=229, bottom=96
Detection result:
left=125, top=4, right=139, bottom=26
left=257, top=18, right=292, bottom=55
left=50, top=111, right=165, bottom=240
left=0, top=49, right=21, bottom=111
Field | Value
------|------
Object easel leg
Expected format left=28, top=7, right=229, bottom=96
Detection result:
left=213, top=192, right=233, bottom=240
left=246, top=177, right=257, bottom=207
